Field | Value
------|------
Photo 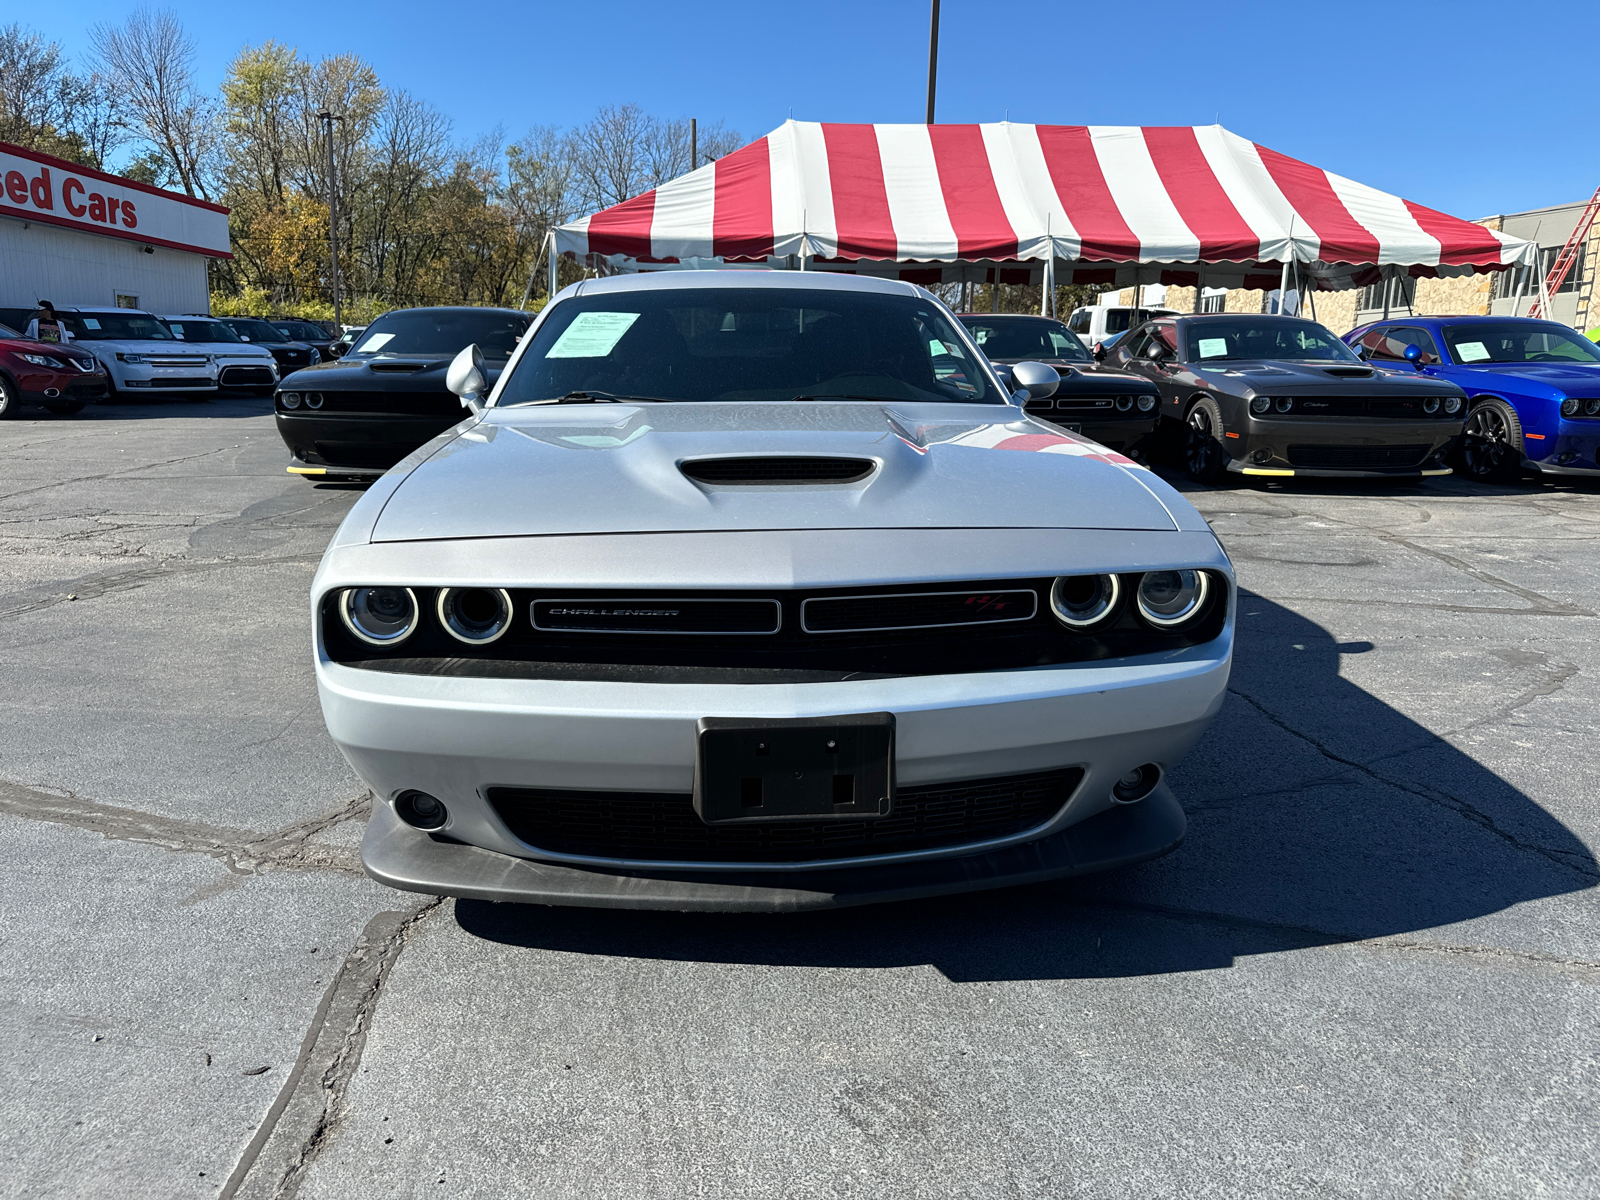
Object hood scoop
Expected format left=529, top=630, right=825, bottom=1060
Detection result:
left=680, top=456, right=876, bottom=485
left=1322, top=366, right=1376, bottom=378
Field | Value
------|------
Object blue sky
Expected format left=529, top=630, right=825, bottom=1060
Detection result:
left=27, top=0, right=1596, bottom=220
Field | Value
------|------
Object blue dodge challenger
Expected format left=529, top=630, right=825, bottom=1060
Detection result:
left=1346, top=315, right=1600, bottom=482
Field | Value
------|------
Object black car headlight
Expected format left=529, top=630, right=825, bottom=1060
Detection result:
left=1561, top=397, right=1579, bottom=416
left=1586, top=398, right=1600, bottom=417
left=305, top=392, right=324, bottom=409
left=281, top=392, right=300, bottom=408
left=1274, top=397, right=1293, bottom=413
left=1423, top=397, right=1440, bottom=414
left=1050, top=574, right=1122, bottom=629
left=1137, top=394, right=1157, bottom=412
left=1135, top=570, right=1211, bottom=629
left=1115, top=395, right=1133, bottom=412
left=1250, top=396, right=1270, bottom=414
left=1444, top=396, right=1462, bottom=415
left=437, top=587, right=513, bottom=645
left=339, top=587, right=419, bottom=646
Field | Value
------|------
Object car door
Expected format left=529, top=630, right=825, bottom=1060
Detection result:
left=1140, top=321, right=1189, bottom=407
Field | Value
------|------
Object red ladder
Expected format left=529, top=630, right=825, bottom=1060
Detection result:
left=1528, top=185, right=1600, bottom=319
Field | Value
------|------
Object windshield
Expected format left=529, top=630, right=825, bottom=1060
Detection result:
left=500, top=288, right=997, bottom=406
left=1106, top=307, right=1173, bottom=334
left=1184, top=317, right=1359, bottom=363
left=60, top=312, right=174, bottom=341
left=348, top=310, right=529, bottom=359
left=1441, top=322, right=1600, bottom=365
left=222, top=319, right=288, bottom=343
left=961, top=316, right=1090, bottom=363
left=165, top=319, right=242, bottom=343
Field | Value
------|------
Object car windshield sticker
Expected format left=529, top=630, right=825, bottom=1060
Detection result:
left=546, top=312, right=640, bottom=359
left=1197, top=337, right=1228, bottom=358
left=1456, top=340, right=1490, bottom=362
left=83, top=317, right=101, bottom=330
left=359, top=332, right=395, bottom=352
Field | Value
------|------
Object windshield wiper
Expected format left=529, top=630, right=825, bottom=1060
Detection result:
left=543, top=390, right=671, bottom=405
left=790, top=393, right=904, bottom=403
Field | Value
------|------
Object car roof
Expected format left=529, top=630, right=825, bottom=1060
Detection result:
left=59, top=306, right=154, bottom=315
left=571, top=270, right=920, bottom=300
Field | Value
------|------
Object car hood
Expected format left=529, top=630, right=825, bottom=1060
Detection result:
left=1445, top=361, right=1600, bottom=391
left=68, top=339, right=206, bottom=355
left=177, top=341, right=274, bottom=357
left=279, top=356, right=509, bottom=390
left=1194, top=359, right=1461, bottom=393
left=0, top=336, right=99, bottom=360
left=369, top=401, right=1188, bottom=543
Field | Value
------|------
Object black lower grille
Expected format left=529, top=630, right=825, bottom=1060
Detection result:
left=221, top=366, right=276, bottom=385
left=313, top=441, right=415, bottom=468
left=66, top=381, right=107, bottom=398
left=802, top=588, right=1036, bottom=632
left=487, top=766, right=1082, bottom=863
left=1287, top=443, right=1431, bottom=468
left=153, top=377, right=212, bottom=388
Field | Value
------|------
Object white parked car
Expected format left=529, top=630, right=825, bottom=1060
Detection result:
left=1067, top=304, right=1180, bottom=350
left=158, top=315, right=279, bottom=395
left=314, top=272, right=1235, bottom=911
left=31, top=307, right=218, bottom=398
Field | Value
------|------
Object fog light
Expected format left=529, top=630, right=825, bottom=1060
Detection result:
left=395, top=790, right=447, bottom=830
left=281, top=392, right=300, bottom=408
left=1112, top=764, right=1161, bottom=804
left=339, top=586, right=419, bottom=646
left=1250, top=396, right=1270, bottom=414
left=1274, top=397, right=1293, bottom=413
left=1050, top=573, right=1122, bottom=629
left=1252, top=448, right=1272, bottom=464
left=1556, top=451, right=1576, bottom=464
left=437, top=586, right=513, bottom=644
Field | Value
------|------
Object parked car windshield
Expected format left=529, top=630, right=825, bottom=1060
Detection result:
left=500, top=288, right=998, bottom=406
left=60, top=312, right=175, bottom=341
left=348, top=310, right=529, bottom=359
left=1184, top=317, right=1359, bottom=363
left=1441, top=322, right=1600, bottom=365
left=221, top=318, right=290, bottom=344
left=960, top=316, right=1091, bottom=362
left=1106, top=308, right=1174, bottom=334
left=165, top=319, right=242, bottom=343
left=274, top=321, right=329, bottom=342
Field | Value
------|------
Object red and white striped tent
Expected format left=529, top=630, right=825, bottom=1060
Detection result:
left=555, top=121, right=1534, bottom=293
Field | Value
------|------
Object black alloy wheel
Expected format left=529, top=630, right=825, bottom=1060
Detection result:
left=1183, top=397, right=1230, bottom=484
left=1457, top=399, right=1523, bottom=483
left=0, top=376, right=15, bottom=419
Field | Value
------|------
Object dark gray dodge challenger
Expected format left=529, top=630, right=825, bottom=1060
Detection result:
left=1100, top=313, right=1469, bottom=482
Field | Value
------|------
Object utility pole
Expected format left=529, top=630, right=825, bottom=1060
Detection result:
left=926, top=0, right=940, bottom=124
left=320, top=111, right=344, bottom=329
left=691, top=118, right=697, bottom=171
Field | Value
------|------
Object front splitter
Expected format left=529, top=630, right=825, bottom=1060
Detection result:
left=361, top=786, right=1187, bottom=912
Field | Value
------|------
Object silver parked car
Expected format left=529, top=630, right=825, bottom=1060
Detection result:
left=313, top=272, right=1235, bottom=911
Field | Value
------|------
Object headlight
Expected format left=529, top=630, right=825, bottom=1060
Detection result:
left=1250, top=396, right=1270, bottom=414
left=116, top=353, right=145, bottom=364
left=306, top=392, right=324, bottom=409
left=437, top=587, right=513, bottom=645
left=1136, top=394, right=1156, bottom=412
left=1135, top=570, right=1210, bottom=629
left=281, top=392, right=300, bottom=408
left=1423, top=396, right=1440, bottom=414
left=339, top=587, right=419, bottom=646
left=1049, top=574, right=1122, bottom=629
left=1561, top=397, right=1579, bottom=417
left=1115, top=395, right=1133, bottom=412
left=1274, top=397, right=1293, bottom=413
left=1587, top=398, right=1600, bottom=416
left=19, top=353, right=64, bottom=367
left=1444, top=396, right=1462, bottom=414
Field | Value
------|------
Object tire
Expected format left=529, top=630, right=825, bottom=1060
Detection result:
left=0, top=375, right=16, bottom=419
left=44, top=399, right=86, bottom=415
left=1456, top=398, right=1524, bottom=483
left=1183, top=396, right=1231, bottom=484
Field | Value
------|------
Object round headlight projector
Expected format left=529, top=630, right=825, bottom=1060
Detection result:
left=1050, top=574, right=1121, bottom=628
left=436, top=587, right=513, bottom=645
left=1136, top=569, right=1210, bottom=628
left=339, top=586, right=419, bottom=646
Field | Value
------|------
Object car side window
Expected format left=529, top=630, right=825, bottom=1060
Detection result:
left=1152, top=323, right=1178, bottom=358
left=1069, top=310, right=1090, bottom=334
left=1123, top=326, right=1155, bottom=359
left=1361, top=326, right=1404, bottom=361
left=1389, top=325, right=1439, bottom=365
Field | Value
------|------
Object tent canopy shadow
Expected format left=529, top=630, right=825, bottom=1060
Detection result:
left=456, top=589, right=1596, bottom=981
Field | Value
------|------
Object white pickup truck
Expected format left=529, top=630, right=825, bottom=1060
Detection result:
left=1066, top=304, right=1179, bottom=350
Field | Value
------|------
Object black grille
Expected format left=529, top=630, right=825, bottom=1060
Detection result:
left=66, top=380, right=107, bottom=398
left=1287, top=444, right=1432, bottom=468
left=221, top=365, right=276, bottom=385
left=802, top=588, right=1036, bottom=632
left=681, top=456, right=874, bottom=484
left=1288, top=397, right=1444, bottom=418
left=153, top=377, right=212, bottom=388
left=533, top=597, right=780, bottom=634
left=486, top=766, right=1084, bottom=863
left=312, top=441, right=415, bottom=468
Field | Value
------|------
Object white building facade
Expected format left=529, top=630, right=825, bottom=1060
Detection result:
left=0, top=142, right=230, bottom=319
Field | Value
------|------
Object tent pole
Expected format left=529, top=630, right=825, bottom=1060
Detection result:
left=991, top=268, right=999, bottom=312
left=1193, top=265, right=1203, bottom=313
left=547, top=232, right=558, bottom=304
left=1277, top=258, right=1290, bottom=315
left=1382, top=268, right=1392, bottom=320
left=1514, top=260, right=1530, bottom=316
left=1307, top=272, right=1318, bottom=322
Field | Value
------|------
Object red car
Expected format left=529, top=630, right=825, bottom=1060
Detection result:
left=0, top=321, right=108, bottom=417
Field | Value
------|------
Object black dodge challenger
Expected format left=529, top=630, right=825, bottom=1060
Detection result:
left=274, top=306, right=532, bottom=481
left=958, top=312, right=1161, bottom=459
left=1100, top=314, right=1468, bottom=482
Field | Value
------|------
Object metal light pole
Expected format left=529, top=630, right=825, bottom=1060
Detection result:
left=926, top=0, right=940, bottom=124
left=320, top=111, right=344, bottom=329
left=691, top=117, right=697, bottom=171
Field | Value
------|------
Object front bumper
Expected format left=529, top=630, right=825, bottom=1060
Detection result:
left=1224, top=414, right=1461, bottom=476
left=361, top=781, right=1187, bottom=911
left=1525, top=423, right=1600, bottom=474
left=1042, top=415, right=1159, bottom=454
left=276, top=411, right=458, bottom=471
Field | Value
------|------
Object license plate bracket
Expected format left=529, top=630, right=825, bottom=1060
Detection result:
left=694, top=713, right=895, bottom=824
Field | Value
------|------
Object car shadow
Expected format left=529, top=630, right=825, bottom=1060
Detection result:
left=7, top=393, right=275, bottom=422
left=454, top=590, right=1596, bottom=981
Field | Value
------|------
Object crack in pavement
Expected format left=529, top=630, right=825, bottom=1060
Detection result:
left=0, top=778, right=371, bottom=876
left=0, top=553, right=322, bottom=620
left=220, top=899, right=443, bottom=1200
left=0, top=445, right=236, bottom=505
left=1225, top=688, right=1600, bottom=881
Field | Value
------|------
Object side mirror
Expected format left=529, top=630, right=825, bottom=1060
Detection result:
left=447, top=343, right=489, bottom=413
left=1403, top=344, right=1424, bottom=370
left=1092, top=342, right=1107, bottom=363
left=327, top=342, right=346, bottom=358
left=1011, top=360, right=1060, bottom=400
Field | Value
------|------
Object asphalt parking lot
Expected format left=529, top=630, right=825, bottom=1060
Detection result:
left=1, top=393, right=1596, bottom=1199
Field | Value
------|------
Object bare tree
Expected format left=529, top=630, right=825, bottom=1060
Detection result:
left=89, top=8, right=216, bottom=198
left=0, top=23, right=124, bottom=166
left=567, top=102, right=656, bottom=211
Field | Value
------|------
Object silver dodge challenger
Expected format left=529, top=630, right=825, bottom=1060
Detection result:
left=312, top=272, right=1234, bottom=911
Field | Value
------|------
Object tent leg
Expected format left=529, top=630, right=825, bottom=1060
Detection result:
left=1278, top=259, right=1290, bottom=315
left=1382, top=268, right=1392, bottom=320
left=547, top=233, right=558, bottom=305
left=991, top=270, right=999, bottom=312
